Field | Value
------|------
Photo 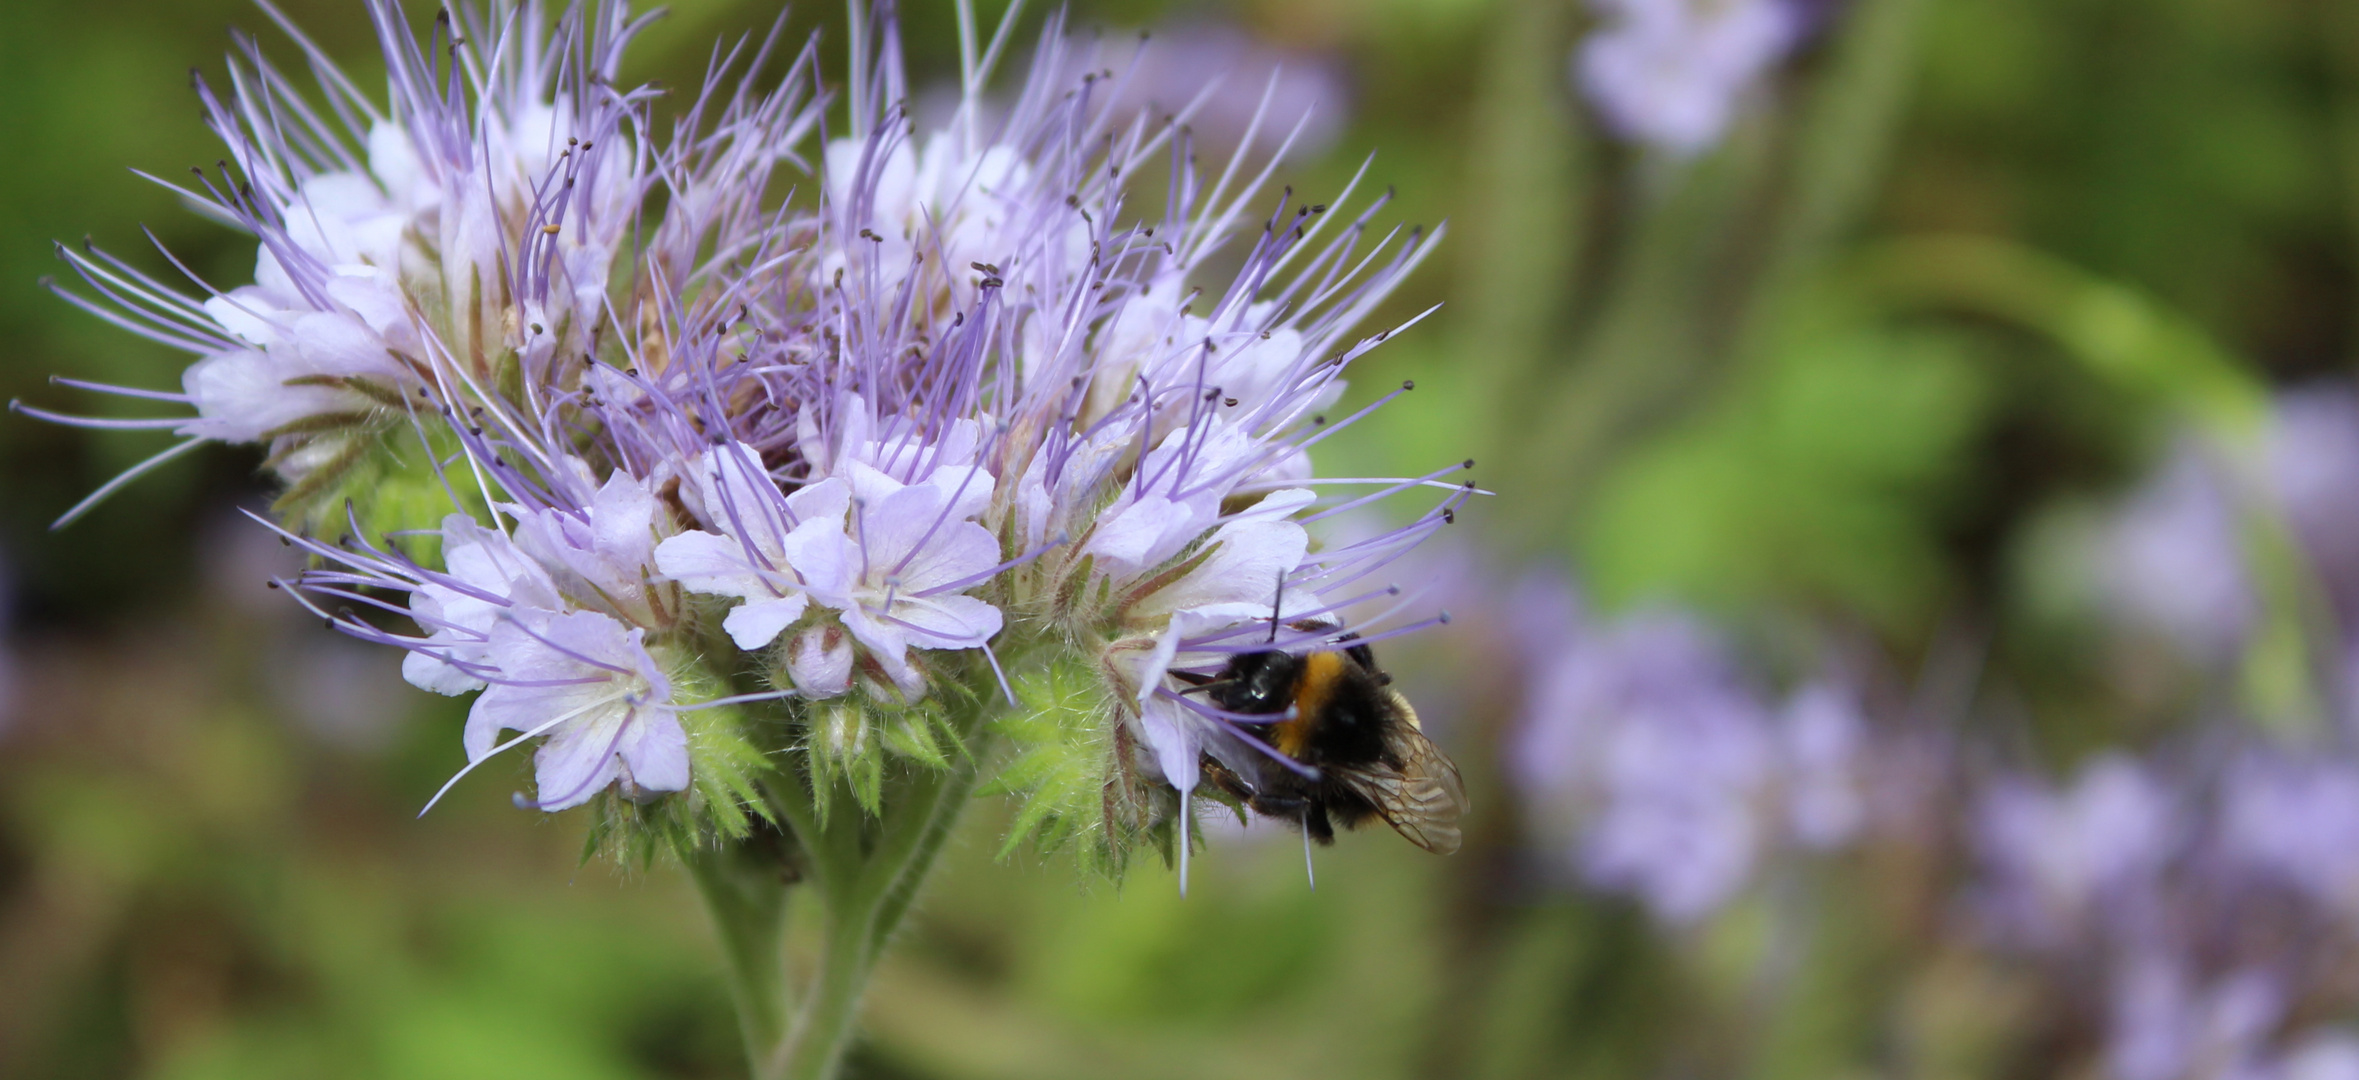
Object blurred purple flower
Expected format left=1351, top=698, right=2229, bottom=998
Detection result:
left=2107, top=956, right=2284, bottom=1080
left=2265, top=1036, right=2359, bottom=1080
left=2097, top=441, right=2255, bottom=664
left=1514, top=602, right=1868, bottom=923
left=1107, top=21, right=1349, bottom=162
left=2218, top=751, right=2359, bottom=921
left=1970, top=754, right=2180, bottom=950
left=1576, top=0, right=1804, bottom=156
left=1782, top=679, right=1868, bottom=848
left=2269, top=386, right=2359, bottom=616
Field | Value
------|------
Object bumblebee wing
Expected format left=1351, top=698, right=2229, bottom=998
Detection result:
left=1342, top=726, right=1467, bottom=855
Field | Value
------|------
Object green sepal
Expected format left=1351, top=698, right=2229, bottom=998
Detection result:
left=667, top=653, right=781, bottom=843
left=806, top=701, right=883, bottom=823
left=270, top=415, right=493, bottom=557
left=980, top=658, right=1132, bottom=878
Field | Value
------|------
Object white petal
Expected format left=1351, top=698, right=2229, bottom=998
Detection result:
left=1084, top=494, right=1199, bottom=575
left=655, top=531, right=771, bottom=599
left=1136, top=696, right=1201, bottom=793
left=405, top=648, right=486, bottom=697
left=887, top=594, right=1003, bottom=651
left=722, top=593, right=811, bottom=651
left=531, top=710, right=628, bottom=810
left=617, top=710, right=691, bottom=795
left=1127, top=518, right=1309, bottom=621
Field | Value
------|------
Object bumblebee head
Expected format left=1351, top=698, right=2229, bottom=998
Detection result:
left=1212, top=650, right=1306, bottom=716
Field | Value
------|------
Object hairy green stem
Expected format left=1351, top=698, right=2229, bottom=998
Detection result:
left=686, top=683, right=999, bottom=1080
left=686, top=843, right=794, bottom=1071
left=770, top=700, right=991, bottom=1080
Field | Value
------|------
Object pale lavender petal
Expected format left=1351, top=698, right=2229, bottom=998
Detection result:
left=722, top=593, right=811, bottom=651
left=1127, top=517, right=1308, bottom=622
left=616, top=710, right=691, bottom=795
left=654, top=530, right=772, bottom=598
left=887, top=593, right=1002, bottom=651
left=531, top=709, right=629, bottom=811
left=1136, top=695, right=1201, bottom=793
left=1084, top=494, right=1199, bottom=574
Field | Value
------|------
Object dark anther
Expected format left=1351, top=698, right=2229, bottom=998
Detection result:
left=1442, top=509, right=1456, bottom=524
left=1311, top=204, right=1327, bottom=214
left=859, top=228, right=882, bottom=242
left=1462, top=458, right=1475, bottom=469
left=1223, top=397, right=1238, bottom=408
left=530, top=323, right=544, bottom=335
left=1312, top=415, right=1327, bottom=425
left=1401, top=379, right=1416, bottom=391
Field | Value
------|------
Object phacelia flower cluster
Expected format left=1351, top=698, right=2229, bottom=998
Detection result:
left=31, top=1, right=1465, bottom=863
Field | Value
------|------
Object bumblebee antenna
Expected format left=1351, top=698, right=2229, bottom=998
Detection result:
left=1268, top=569, right=1284, bottom=644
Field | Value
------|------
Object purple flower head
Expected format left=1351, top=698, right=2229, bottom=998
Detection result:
left=1576, top=0, right=1805, bottom=156
left=2096, top=439, right=2257, bottom=664
left=2107, top=955, right=2285, bottom=1080
left=2219, top=751, right=2359, bottom=922
left=1513, top=601, right=1869, bottom=924
left=1970, top=754, right=2182, bottom=950
left=1951, top=736, right=2359, bottom=1080
left=33, top=1, right=1467, bottom=851
left=28, top=0, right=816, bottom=528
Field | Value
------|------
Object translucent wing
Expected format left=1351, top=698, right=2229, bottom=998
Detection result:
left=1342, top=724, right=1467, bottom=855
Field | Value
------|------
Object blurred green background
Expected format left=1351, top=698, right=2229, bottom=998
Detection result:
left=0, top=0, right=2353, bottom=1077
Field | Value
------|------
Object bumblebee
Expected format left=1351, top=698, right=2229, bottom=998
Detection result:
left=1183, top=630, right=1467, bottom=855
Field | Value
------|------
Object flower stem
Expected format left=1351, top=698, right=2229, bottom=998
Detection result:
left=688, top=685, right=998, bottom=1080
left=770, top=722, right=989, bottom=1080
left=684, top=839, right=794, bottom=1071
